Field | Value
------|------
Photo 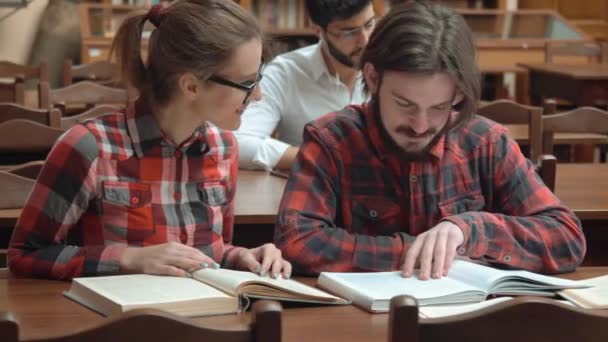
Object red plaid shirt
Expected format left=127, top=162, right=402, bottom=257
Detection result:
left=275, top=104, right=585, bottom=275
left=8, top=99, right=244, bottom=279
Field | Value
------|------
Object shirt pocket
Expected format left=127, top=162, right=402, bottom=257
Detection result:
left=438, top=191, right=486, bottom=218
left=101, top=181, right=155, bottom=243
left=350, top=196, right=403, bottom=235
left=195, top=182, right=229, bottom=239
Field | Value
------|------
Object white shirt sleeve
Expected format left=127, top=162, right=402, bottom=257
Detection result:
left=235, top=62, right=291, bottom=170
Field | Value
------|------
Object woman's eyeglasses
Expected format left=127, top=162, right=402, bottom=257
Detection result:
left=208, top=63, right=265, bottom=104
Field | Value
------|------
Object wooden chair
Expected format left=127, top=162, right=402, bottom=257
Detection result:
left=1, top=160, right=44, bottom=179
left=0, top=103, right=61, bottom=127
left=537, top=154, right=557, bottom=192
left=38, top=81, right=128, bottom=115
left=20, top=300, right=282, bottom=342
left=0, top=312, right=18, bottom=342
left=389, top=295, right=608, bottom=342
left=545, top=41, right=608, bottom=64
left=477, top=99, right=543, bottom=163
left=63, top=60, right=121, bottom=87
left=0, top=61, right=49, bottom=105
left=60, top=104, right=119, bottom=129
left=0, top=171, right=35, bottom=210
left=0, top=119, right=65, bottom=166
left=542, top=107, right=608, bottom=163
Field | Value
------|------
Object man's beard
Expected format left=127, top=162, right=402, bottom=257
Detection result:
left=372, top=95, right=451, bottom=161
left=324, top=35, right=360, bottom=69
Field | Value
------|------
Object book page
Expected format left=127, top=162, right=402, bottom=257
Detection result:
left=318, top=271, right=478, bottom=302
left=418, top=298, right=574, bottom=318
left=193, top=268, right=342, bottom=300
left=74, top=274, right=231, bottom=305
left=418, top=297, right=513, bottom=318
left=447, top=259, right=587, bottom=292
left=559, top=275, right=608, bottom=309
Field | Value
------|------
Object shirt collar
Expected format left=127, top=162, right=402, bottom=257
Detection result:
left=126, top=97, right=207, bottom=158
left=362, top=102, right=446, bottom=161
left=310, top=42, right=329, bottom=81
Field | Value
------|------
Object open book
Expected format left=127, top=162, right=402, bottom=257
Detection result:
left=65, top=268, right=348, bottom=317
left=317, top=259, right=588, bottom=313
left=559, top=275, right=608, bottom=309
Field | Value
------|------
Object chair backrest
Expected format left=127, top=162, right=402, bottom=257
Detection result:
left=25, top=300, right=282, bottom=342
left=3, top=161, right=44, bottom=180
left=60, top=104, right=119, bottom=129
left=0, top=103, right=61, bottom=127
left=0, top=119, right=64, bottom=153
left=545, top=42, right=608, bottom=64
left=0, top=61, right=49, bottom=105
left=0, top=312, right=18, bottom=342
left=39, top=81, right=129, bottom=113
left=389, top=295, right=608, bottom=342
left=537, top=154, right=557, bottom=192
left=0, top=171, right=36, bottom=209
left=477, top=99, right=543, bottom=163
left=542, top=107, right=608, bottom=156
left=63, top=60, right=121, bottom=87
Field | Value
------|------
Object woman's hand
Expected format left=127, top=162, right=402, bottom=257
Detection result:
left=235, top=243, right=292, bottom=279
left=120, top=242, right=218, bottom=277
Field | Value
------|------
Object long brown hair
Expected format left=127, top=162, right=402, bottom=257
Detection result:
left=361, top=1, right=480, bottom=124
left=111, top=0, right=264, bottom=105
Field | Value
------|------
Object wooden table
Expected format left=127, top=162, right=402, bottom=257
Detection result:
left=0, top=171, right=286, bottom=226
left=518, top=63, right=608, bottom=107
left=507, top=124, right=608, bottom=146
left=1, top=164, right=606, bottom=225
left=555, top=164, right=608, bottom=221
left=234, top=170, right=287, bottom=224
left=1, top=268, right=606, bottom=341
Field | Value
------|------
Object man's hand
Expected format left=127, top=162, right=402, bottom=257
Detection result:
left=402, top=221, right=464, bottom=280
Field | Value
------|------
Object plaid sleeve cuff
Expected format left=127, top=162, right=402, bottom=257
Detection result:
left=99, top=244, right=129, bottom=275
left=440, top=215, right=487, bottom=258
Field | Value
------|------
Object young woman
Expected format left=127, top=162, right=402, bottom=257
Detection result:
left=8, top=0, right=291, bottom=280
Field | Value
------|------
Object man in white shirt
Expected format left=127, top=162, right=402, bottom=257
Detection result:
left=235, top=0, right=375, bottom=170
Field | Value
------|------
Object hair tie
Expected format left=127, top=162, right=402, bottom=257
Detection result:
left=147, top=4, right=164, bottom=28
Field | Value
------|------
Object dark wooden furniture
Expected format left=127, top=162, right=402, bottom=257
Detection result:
left=389, top=295, right=608, bottom=342
left=0, top=120, right=64, bottom=155
left=0, top=269, right=606, bottom=342
left=59, top=104, right=120, bottom=129
left=542, top=107, right=608, bottom=160
left=1, top=301, right=281, bottom=342
left=0, top=311, right=17, bottom=342
left=38, top=81, right=128, bottom=115
left=519, top=63, right=608, bottom=107
left=63, top=60, right=121, bottom=87
left=0, top=103, right=61, bottom=128
left=478, top=99, right=543, bottom=162
left=0, top=62, right=48, bottom=106
left=545, top=41, right=608, bottom=64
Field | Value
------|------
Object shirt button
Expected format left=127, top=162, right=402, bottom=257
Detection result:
left=130, top=196, right=140, bottom=205
left=504, top=255, right=512, bottom=263
left=175, top=150, right=183, bottom=158
left=410, top=175, right=417, bottom=182
left=369, top=210, right=378, bottom=218
left=457, top=247, right=466, bottom=255
left=173, top=192, right=181, bottom=201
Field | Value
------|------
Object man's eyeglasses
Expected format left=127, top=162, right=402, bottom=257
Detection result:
left=208, top=62, right=265, bottom=104
left=326, top=18, right=376, bottom=41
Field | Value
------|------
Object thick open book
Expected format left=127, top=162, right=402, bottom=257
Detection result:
left=559, top=275, right=608, bottom=309
left=317, top=259, right=588, bottom=313
left=65, top=268, right=347, bottom=317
